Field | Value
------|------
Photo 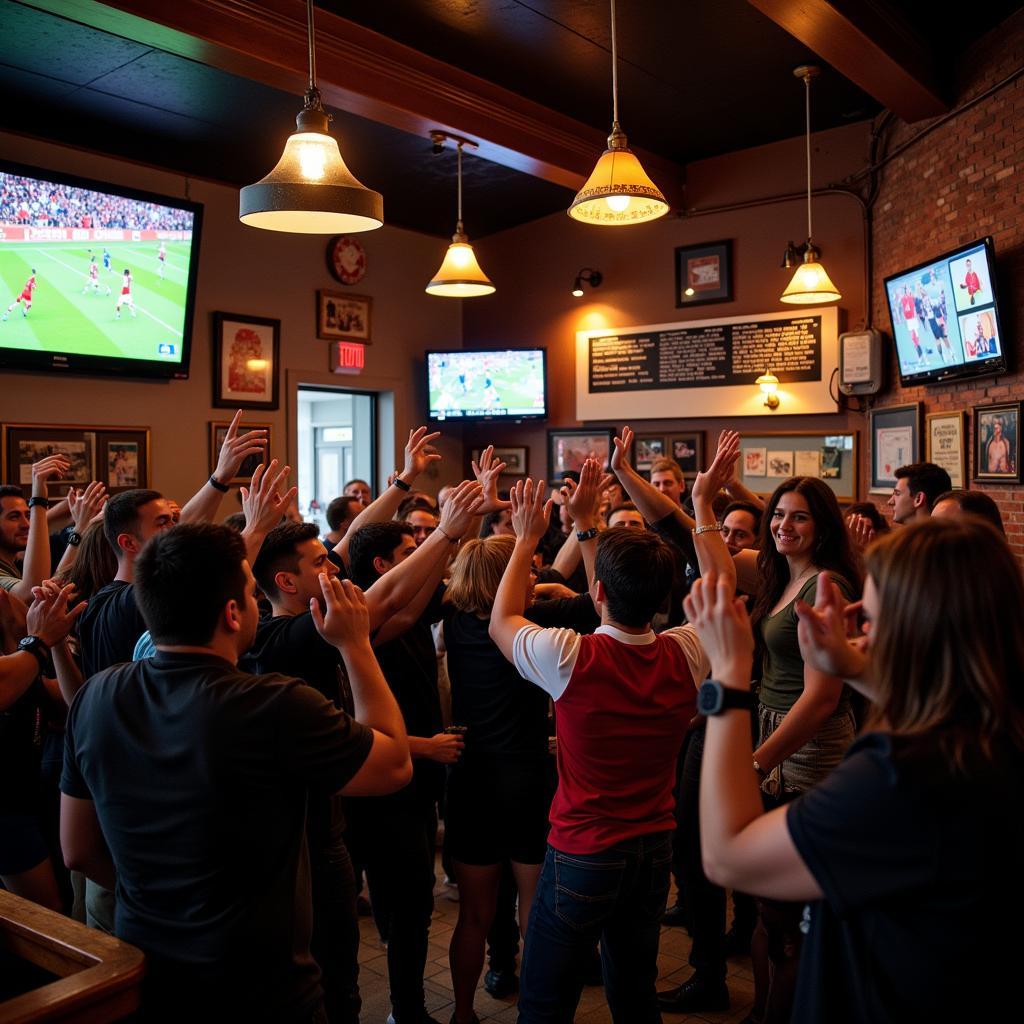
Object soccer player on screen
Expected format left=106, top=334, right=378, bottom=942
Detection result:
left=103, top=248, right=112, bottom=274
left=960, top=259, right=982, bottom=305
left=115, top=268, right=136, bottom=319
left=157, top=242, right=166, bottom=280
left=899, top=285, right=927, bottom=366
left=82, top=256, right=111, bottom=297
left=3, top=270, right=36, bottom=320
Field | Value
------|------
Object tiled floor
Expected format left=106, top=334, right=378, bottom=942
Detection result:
left=355, top=857, right=755, bottom=1023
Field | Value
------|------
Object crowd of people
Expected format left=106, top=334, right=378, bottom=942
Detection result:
left=1, top=413, right=1021, bottom=1024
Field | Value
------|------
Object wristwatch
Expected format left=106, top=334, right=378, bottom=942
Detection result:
left=697, top=679, right=757, bottom=716
left=17, top=635, right=51, bottom=673
left=67, top=530, right=83, bottom=547
left=27, top=496, right=49, bottom=509
left=576, top=526, right=599, bottom=542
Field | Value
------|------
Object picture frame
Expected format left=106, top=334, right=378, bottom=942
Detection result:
left=209, top=421, right=273, bottom=487
left=317, top=290, right=372, bottom=343
left=2, top=423, right=150, bottom=496
left=470, top=446, right=528, bottom=477
left=633, top=435, right=667, bottom=473
left=674, top=239, right=733, bottom=307
left=973, top=402, right=1021, bottom=482
left=736, top=431, right=859, bottom=502
left=869, top=403, right=921, bottom=494
left=669, top=432, right=705, bottom=480
left=212, top=312, right=280, bottom=410
left=926, top=410, right=967, bottom=489
left=547, top=428, right=613, bottom=485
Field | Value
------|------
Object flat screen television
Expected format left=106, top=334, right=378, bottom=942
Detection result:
left=427, top=348, right=547, bottom=421
left=884, top=236, right=1006, bottom=386
left=0, top=159, right=202, bottom=379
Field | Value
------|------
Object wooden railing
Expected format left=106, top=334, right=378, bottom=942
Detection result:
left=0, top=891, right=144, bottom=1023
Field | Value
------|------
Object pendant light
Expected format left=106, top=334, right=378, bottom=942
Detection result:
left=426, top=137, right=495, bottom=298
left=780, top=66, right=840, bottom=304
left=239, top=0, right=383, bottom=234
left=567, top=0, right=668, bottom=226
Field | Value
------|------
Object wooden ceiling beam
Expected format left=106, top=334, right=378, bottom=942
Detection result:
left=28, top=0, right=683, bottom=203
left=747, top=0, right=948, bottom=122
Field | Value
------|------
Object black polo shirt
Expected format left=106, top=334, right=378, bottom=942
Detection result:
left=76, top=580, right=147, bottom=679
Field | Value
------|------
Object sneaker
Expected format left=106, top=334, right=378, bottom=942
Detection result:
left=657, top=976, right=730, bottom=1014
left=483, top=967, right=518, bottom=998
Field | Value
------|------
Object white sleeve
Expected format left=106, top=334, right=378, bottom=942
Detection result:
left=511, top=624, right=582, bottom=701
left=662, top=624, right=711, bottom=686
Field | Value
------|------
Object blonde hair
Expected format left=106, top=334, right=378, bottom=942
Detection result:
left=444, top=535, right=516, bottom=616
left=864, top=519, right=1024, bottom=771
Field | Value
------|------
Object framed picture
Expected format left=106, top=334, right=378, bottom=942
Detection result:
left=317, top=290, right=372, bottom=343
left=675, top=239, right=732, bottom=307
left=470, top=446, right=528, bottom=477
left=2, top=423, right=150, bottom=496
left=973, top=402, right=1020, bottom=482
left=736, top=431, right=859, bottom=501
left=209, top=421, right=273, bottom=487
left=213, top=312, right=280, bottom=410
left=547, top=428, right=613, bottom=484
left=670, top=432, right=705, bottom=479
left=633, top=435, right=667, bottom=473
left=926, top=410, right=967, bottom=489
left=869, top=403, right=921, bottom=494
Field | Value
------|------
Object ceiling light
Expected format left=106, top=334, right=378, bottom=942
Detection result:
left=780, top=66, right=840, bottom=304
left=572, top=268, right=603, bottom=297
left=426, top=136, right=495, bottom=298
left=756, top=369, right=781, bottom=409
left=568, top=0, right=668, bottom=226
left=239, top=0, right=383, bottom=234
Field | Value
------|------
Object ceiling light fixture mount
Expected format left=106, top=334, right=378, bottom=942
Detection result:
left=572, top=268, right=603, bottom=297
left=780, top=65, right=840, bottom=304
left=239, top=0, right=383, bottom=234
left=567, top=0, right=669, bottom=226
left=425, top=132, right=495, bottom=298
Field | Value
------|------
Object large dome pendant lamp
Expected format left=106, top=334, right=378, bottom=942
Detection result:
left=780, top=65, right=841, bottom=304
left=239, top=0, right=383, bottom=234
left=567, top=0, right=668, bottom=226
left=426, top=135, right=495, bottom=297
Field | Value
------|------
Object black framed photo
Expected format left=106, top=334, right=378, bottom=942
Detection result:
left=470, top=446, right=528, bottom=477
left=317, top=290, right=372, bottom=343
left=973, top=402, right=1020, bottom=482
left=633, top=435, right=667, bottom=473
left=869, top=403, right=921, bottom=493
left=675, top=239, right=732, bottom=307
left=670, top=432, right=705, bottom=479
left=212, top=312, right=280, bottom=411
left=547, top=428, right=613, bottom=485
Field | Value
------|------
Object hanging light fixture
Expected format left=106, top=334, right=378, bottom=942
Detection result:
left=780, top=65, right=840, bottom=304
left=426, top=135, right=495, bottom=298
left=239, top=0, right=383, bottom=234
left=567, top=0, right=668, bottom=226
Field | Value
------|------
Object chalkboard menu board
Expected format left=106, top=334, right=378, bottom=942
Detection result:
left=576, top=307, right=839, bottom=420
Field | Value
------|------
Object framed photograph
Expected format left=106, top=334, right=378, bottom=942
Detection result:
left=675, top=239, right=732, bottom=307
left=736, top=431, right=858, bottom=501
left=743, top=446, right=767, bottom=477
left=2, top=423, right=150, bottom=496
left=317, top=290, right=372, bottom=343
left=869, top=403, right=921, bottom=494
left=547, top=428, right=613, bottom=484
left=470, top=446, right=528, bottom=477
left=209, top=421, right=273, bottom=487
left=213, top=312, right=280, bottom=411
left=633, top=435, right=667, bottom=473
left=767, top=451, right=794, bottom=477
left=973, top=402, right=1020, bottom=482
left=670, top=432, right=705, bottom=479
left=926, top=410, right=967, bottom=489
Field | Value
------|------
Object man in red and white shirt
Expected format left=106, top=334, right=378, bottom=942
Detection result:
left=489, top=444, right=739, bottom=1024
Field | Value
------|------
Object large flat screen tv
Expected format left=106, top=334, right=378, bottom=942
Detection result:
left=427, top=348, right=547, bottom=421
left=884, top=236, right=1006, bottom=386
left=0, top=160, right=202, bottom=379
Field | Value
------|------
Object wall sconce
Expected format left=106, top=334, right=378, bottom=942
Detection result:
left=781, top=241, right=801, bottom=269
left=572, top=268, right=603, bottom=297
left=756, top=369, right=780, bottom=409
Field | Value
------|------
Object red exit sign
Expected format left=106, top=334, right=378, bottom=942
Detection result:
left=330, top=341, right=365, bottom=374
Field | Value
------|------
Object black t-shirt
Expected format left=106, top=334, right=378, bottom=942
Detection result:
left=0, top=679, right=45, bottom=814
left=786, top=731, right=1024, bottom=1023
left=77, top=580, right=147, bottom=679
left=60, top=651, right=373, bottom=1021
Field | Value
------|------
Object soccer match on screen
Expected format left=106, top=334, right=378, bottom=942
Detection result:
left=427, top=349, right=547, bottom=420
left=0, top=170, right=196, bottom=367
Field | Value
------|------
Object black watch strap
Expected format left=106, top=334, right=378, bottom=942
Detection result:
left=576, top=526, right=599, bottom=542
left=698, top=680, right=758, bottom=716
left=18, top=635, right=51, bottom=672
left=208, top=474, right=230, bottom=493
left=27, top=496, right=49, bottom=509
left=393, top=477, right=411, bottom=492
left=67, top=530, right=83, bottom=547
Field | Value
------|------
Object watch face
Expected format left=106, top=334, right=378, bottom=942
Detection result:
left=697, top=681, right=722, bottom=716
left=326, top=236, right=367, bottom=285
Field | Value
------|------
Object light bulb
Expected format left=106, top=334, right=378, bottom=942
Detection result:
left=296, top=140, right=328, bottom=181
left=449, top=244, right=474, bottom=269
left=572, top=287, right=584, bottom=298
left=604, top=195, right=630, bottom=213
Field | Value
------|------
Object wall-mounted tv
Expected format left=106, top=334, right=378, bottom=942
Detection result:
left=0, top=159, right=203, bottom=379
left=884, top=236, right=1006, bottom=387
left=427, top=348, right=547, bottom=421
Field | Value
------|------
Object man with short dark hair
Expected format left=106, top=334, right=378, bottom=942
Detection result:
left=344, top=478, right=372, bottom=507
left=324, top=495, right=362, bottom=547
left=720, top=500, right=762, bottom=555
left=60, top=522, right=412, bottom=1023
left=888, top=462, right=952, bottom=524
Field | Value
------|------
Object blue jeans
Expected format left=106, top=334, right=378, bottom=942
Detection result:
left=517, top=832, right=673, bottom=1024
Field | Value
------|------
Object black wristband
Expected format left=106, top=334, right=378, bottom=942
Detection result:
left=393, top=477, right=411, bottom=492
left=576, top=526, right=599, bottom=542
left=67, top=530, right=83, bottom=547
left=208, top=474, right=230, bottom=493
left=27, top=496, right=49, bottom=509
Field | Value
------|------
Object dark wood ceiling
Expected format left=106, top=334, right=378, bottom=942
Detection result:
left=0, top=0, right=1019, bottom=237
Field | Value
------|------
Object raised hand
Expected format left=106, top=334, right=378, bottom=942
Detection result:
left=400, top=426, right=442, bottom=483
left=25, top=580, right=87, bottom=648
left=845, top=513, right=876, bottom=556
left=510, top=478, right=553, bottom=544
left=437, top=479, right=484, bottom=538
left=683, top=569, right=754, bottom=684
left=214, top=410, right=268, bottom=483
left=31, top=454, right=71, bottom=498
left=794, top=574, right=869, bottom=682
left=692, top=430, right=741, bottom=506
left=611, top=426, right=636, bottom=476
left=240, top=459, right=298, bottom=536
left=565, top=459, right=604, bottom=527
left=310, top=575, right=371, bottom=650
left=471, top=445, right=512, bottom=514
left=68, top=481, right=108, bottom=532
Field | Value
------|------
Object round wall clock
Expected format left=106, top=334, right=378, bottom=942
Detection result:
left=326, top=235, right=367, bottom=285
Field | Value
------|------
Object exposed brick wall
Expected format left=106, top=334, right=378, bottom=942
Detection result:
left=867, top=10, right=1024, bottom=559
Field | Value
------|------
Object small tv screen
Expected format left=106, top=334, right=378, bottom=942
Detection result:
left=0, top=160, right=202, bottom=379
left=884, top=236, right=1006, bottom=386
left=427, top=348, right=547, bottom=421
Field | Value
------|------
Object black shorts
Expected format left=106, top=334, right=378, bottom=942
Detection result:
left=0, top=813, right=49, bottom=875
left=445, top=756, right=556, bottom=866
